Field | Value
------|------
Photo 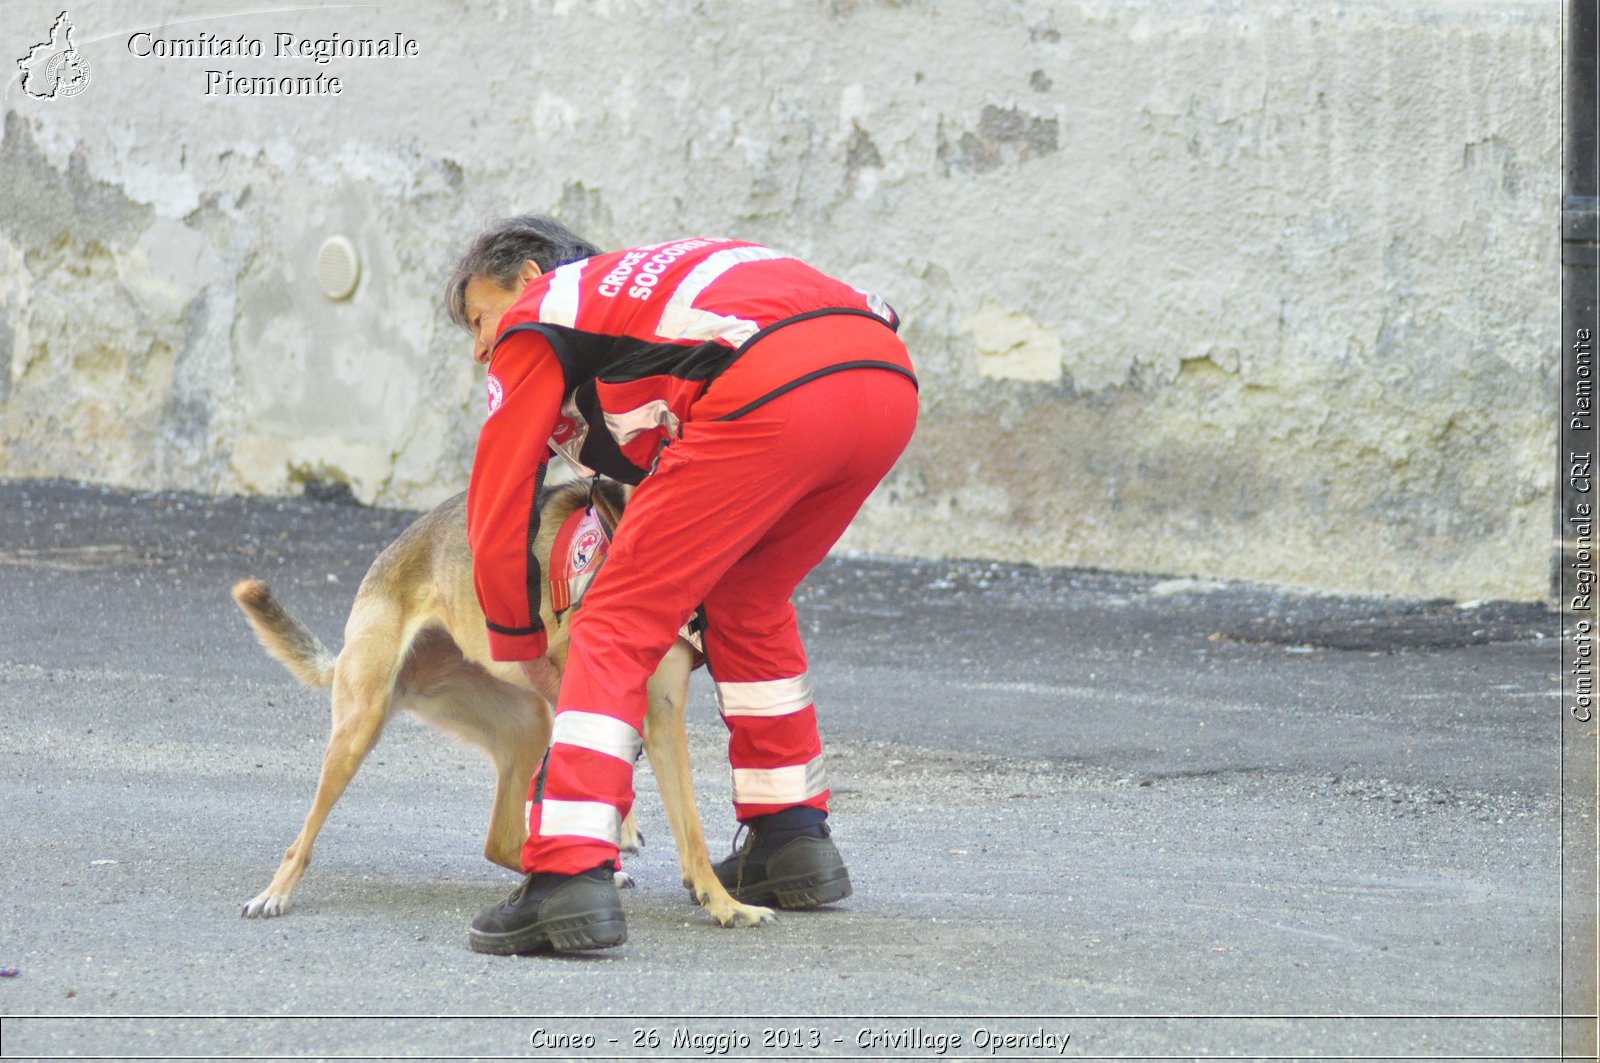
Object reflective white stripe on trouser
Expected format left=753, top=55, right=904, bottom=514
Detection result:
left=731, top=756, right=828, bottom=806
left=716, top=673, right=813, bottom=718
left=534, top=799, right=623, bottom=844
left=551, top=710, right=643, bottom=763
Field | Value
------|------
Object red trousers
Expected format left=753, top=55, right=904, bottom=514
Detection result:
left=521, top=321, right=918, bottom=874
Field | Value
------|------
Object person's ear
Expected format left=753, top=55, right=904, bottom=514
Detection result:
left=517, top=259, right=543, bottom=288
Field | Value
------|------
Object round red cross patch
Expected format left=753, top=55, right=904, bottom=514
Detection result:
left=571, top=527, right=603, bottom=573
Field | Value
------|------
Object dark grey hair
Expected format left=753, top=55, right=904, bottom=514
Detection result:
left=444, top=215, right=603, bottom=329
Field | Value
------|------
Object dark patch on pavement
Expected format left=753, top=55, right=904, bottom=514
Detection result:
left=1213, top=599, right=1557, bottom=652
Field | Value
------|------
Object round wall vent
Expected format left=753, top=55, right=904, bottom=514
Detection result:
left=315, top=236, right=361, bottom=301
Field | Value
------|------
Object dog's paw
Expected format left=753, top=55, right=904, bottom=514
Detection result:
left=721, top=903, right=777, bottom=928
left=694, top=887, right=776, bottom=928
left=241, top=891, right=289, bottom=919
left=613, top=870, right=636, bottom=890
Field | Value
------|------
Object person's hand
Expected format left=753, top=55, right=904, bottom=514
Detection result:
left=519, top=655, right=562, bottom=705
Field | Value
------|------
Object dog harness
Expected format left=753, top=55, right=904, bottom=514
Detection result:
left=547, top=503, right=611, bottom=615
left=546, top=491, right=707, bottom=666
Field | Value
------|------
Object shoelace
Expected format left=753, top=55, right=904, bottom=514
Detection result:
left=728, top=822, right=760, bottom=890
left=504, top=870, right=540, bottom=908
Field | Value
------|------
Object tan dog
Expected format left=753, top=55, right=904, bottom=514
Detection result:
left=232, top=479, right=773, bottom=929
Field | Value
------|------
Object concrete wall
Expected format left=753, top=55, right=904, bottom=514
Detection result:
left=0, top=0, right=1560, bottom=600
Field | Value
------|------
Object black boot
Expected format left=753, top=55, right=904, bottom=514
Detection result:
left=714, top=807, right=852, bottom=909
left=468, top=866, right=625, bottom=954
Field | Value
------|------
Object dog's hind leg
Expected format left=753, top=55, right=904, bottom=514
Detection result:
left=482, top=739, right=545, bottom=872
left=643, top=640, right=775, bottom=928
left=398, top=628, right=552, bottom=873
left=242, top=624, right=399, bottom=918
left=478, top=703, right=550, bottom=872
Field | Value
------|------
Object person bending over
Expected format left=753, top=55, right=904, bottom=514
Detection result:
left=448, top=217, right=917, bottom=954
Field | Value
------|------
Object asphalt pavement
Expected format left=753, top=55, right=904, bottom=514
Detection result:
left=0, top=479, right=1585, bottom=1061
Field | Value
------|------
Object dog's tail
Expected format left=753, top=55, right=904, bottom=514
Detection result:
left=231, top=579, right=337, bottom=688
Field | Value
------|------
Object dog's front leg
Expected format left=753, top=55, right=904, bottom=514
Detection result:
left=642, top=641, right=775, bottom=929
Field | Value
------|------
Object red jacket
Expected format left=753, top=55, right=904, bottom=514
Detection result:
left=466, top=237, right=914, bottom=660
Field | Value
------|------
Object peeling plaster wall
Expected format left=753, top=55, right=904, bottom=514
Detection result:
left=0, top=0, right=1560, bottom=600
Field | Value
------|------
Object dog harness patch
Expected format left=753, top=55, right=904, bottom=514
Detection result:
left=548, top=505, right=610, bottom=614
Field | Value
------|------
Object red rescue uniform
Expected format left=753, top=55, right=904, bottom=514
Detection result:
left=466, top=237, right=918, bottom=875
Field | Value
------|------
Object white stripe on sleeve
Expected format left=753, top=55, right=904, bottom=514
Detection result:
left=539, top=260, right=585, bottom=328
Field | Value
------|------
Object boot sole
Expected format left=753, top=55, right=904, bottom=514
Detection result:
left=731, top=866, right=853, bottom=910
left=468, top=910, right=627, bottom=955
